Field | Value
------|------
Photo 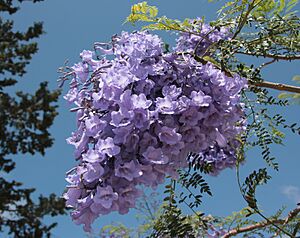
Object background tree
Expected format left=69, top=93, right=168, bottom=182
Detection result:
left=0, top=0, right=66, bottom=237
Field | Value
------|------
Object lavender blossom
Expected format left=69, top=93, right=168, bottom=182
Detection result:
left=63, top=29, right=247, bottom=231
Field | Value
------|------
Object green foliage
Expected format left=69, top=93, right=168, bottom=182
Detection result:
left=99, top=223, right=132, bottom=238
left=148, top=177, right=213, bottom=237
left=177, top=160, right=212, bottom=211
left=208, top=205, right=299, bottom=237
left=126, top=1, right=200, bottom=33
left=234, top=62, right=298, bottom=172
left=241, top=168, right=271, bottom=209
left=151, top=205, right=195, bottom=237
left=216, top=0, right=299, bottom=19
left=126, top=1, right=158, bottom=23
left=216, top=207, right=258, bottom=228
left=151, top=183, right=197, bottom=238
left=283, top=214, right=300, bottom=237
left=0, top=0, right=65, bottom=237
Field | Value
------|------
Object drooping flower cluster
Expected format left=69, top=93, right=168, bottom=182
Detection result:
left=63, top=29, right=246, bottom=231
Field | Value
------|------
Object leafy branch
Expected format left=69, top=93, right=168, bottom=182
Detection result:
left=221, top=206, right=300, bottom=237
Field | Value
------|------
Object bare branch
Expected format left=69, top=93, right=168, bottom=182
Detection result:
left=250, top=80, right=300, bottom=94
left=258, top=59, right=276, bottom=70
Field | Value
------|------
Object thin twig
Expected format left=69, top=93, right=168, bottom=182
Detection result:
left=232, top=0, right=263, bottom=39
left=258, top=58, right=276, bottom=70
left=236, top=51, right=300, bottom=61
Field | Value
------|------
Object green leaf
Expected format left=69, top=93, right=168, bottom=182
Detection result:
left=149, top=6, right=158, bottom=18
left=203, top=56, right=220, bottom=66
left=126, top=2, right=159, bottom=24
left=287, top=0, right=299, bottom=11
left=278, top=92, right=294, bottom=99
left=292, top=75, right=300, bottom=82
left=277, top=0, right=286, bottom=13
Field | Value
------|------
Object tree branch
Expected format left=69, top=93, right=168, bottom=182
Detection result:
left=232, top=0, right=261, bottom=39
left=249, top=80, right=300, bottom=94
left=237, top=51, right=300, bottom=61
left=221, top=219, right=284, bottom=238
left=222, top=207, right=300, bottom=238
left=189, top=53, right=300, bottom=95
left=272, top=207, right=300, bottom=237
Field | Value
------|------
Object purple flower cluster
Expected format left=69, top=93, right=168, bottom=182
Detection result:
left=175, top=20, right=231, bottom=56
left=63, top=29, right=246, bottom=231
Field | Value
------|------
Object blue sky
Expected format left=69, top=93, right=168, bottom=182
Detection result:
left=6, top=0, right=300, bottom=237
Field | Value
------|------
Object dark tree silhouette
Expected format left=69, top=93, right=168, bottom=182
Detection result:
left=0, top=0, right=65, bottom=237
